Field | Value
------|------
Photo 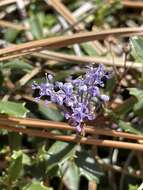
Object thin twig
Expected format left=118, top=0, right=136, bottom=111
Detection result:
left=0, top=20, right=26, bottom=30
left=47, top=0, right=84, bottom=31
left=0, top=115, right=143, bottom=141
left=50, top=2, right=93, bottom=33
left=136, top=152, right=143, bottom=173
left=108, top=41, right=119, bottom=77
left=0, top=124, right=143, bottom=151
left=16, top=67, right=41, bottom=86
left=122, top=0, right=143, bottom=9
left=0, top=0, right=16, bottom=7
left=95, top=155, right=143, bottom=179
left=36, top=50, right=142, bottom=70
left=119, top=151, right=135, bottom=190
left=16, top=0, right=33, bottom=41
left=88, top=181, right=97, bottom=190
left=57, top=15, right=82, bottom=55
left=0, top=0, right=30, bottom=19
left=0, top=27, right=143, bottom=61
left=46, top=0, right=104, bottom=55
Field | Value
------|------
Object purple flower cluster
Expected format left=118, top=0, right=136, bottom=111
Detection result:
left=32, top=64, right=110, bottom=133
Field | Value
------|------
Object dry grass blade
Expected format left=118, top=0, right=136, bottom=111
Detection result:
left=0, top=0, right=16, bottom=7
left=47, top=0, right=84, bottom=31
left=16, top=67, right=41, bottom=86
left=0, top=124, right=143, bottom=151
left=0, top=0, right=30, bottom=20
left=46, top=0, right=105, bottom=54
left=0, top=50, right=38, bottom=61
left=122, top=0, right=143, bottom=8
left=0, top=19, right=27, bottom=30
left=0, top=115, right=143, bottom=141
left=0, top=28, right=143, bottom=61
left=35, top=50, right=142, bottom=69
left=50, top=2, right=93, bottom=33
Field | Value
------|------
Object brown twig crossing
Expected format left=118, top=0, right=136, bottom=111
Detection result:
left=0, top=123, right=143, bottom=151
left=0, top=115, right=143, bottom=151
left=0, top=115, right=143, bottom=141
left=0, top=28, right=143, bottom=61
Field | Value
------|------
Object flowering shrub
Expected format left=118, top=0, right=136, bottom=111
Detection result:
left=32, top=64, right=110, bottom=133
left=0, top=1, right=143, bottom=189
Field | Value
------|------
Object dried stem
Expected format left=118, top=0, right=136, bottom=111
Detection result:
left=0, top=115, right=143, bottom=140
left=0, top=123, right=143, bottom=151
left=47, top=0, right=104, bottom=55
left=0, top=28, right=143, bottom=61
left=16, top=67, right=41, bottom=87
left=88, top=181, right=97, bottom=190
left=47, top=0, right=84, bottom=31
left=0, top=115, right=143, bottom=141
left=35, top=50, right=142, bottom=70
left=95, top=155, right=143, bottom=179
left=50, top=2, right=93, bottom=33
left=122, top=0, right=143, bottom=9
left=0, top=19, right=26, bottom=30
left=0, top=0, right=16, bottom=7
left=119, top=151, right=135, bottom=190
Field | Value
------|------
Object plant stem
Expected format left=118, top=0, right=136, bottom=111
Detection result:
left=0, top=124, right=143, bottom=151
left=0, top=115, right=143, bottom=141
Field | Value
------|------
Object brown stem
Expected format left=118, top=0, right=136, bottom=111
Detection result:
left=122, top=0, right=143, bottom=9
left=95, top=155, right=143, bottom=179
left=88, top=181, right=97, bottom=190
left=0, top=124, right=143, bottom=151
left=0, top=115, right=143, bottom=141
left=0, top=28, right=143, bottom=61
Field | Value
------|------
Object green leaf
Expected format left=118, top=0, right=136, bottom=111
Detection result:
left=94, top=1, right=122, bottom=25
left=23, top=181, right=53, bottom=190
left=128, top=88, right=143, bottom=115
left=118, top=120, right=143, bottom=135
left=46, top=141, right=76, bottom=174
left=22, top=152, right=31, bottom=166
left=8, top=132, right=22, bottom=151
left=4, top=59, right=33, bottom=72
left=0, top=70, right=4, bottom=86
left=75, top=151, right=103, bottom=183
left=29, top=12, right=44, bottom=39
left=38, top=104, right=64, bottom=121
left=130, top=37, right=143, bottom=62
left=114, top=97, right=136, bottom=116
left=128, top=88, right=143, bottom=100
left=54, top=70, right=77, bottom=81
left=44, top=14, right=57, bottom=27
left=105, top=76, right=117, bottom=96
left=61, top=161, right=80, bottom=190
left=8, top=151, right=23, bottom=182
left=128, top=184, right=139, bottom=190
left=4, top=28, right=20, bottom=42
left=81, top=42, right=98, bottom=56
left=0, top=101, right=29, bottom=117
left=133, top=100, right=143, bottom=112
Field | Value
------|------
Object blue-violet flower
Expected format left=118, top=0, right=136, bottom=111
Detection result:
left=32, top=64, right=110, bottom=133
